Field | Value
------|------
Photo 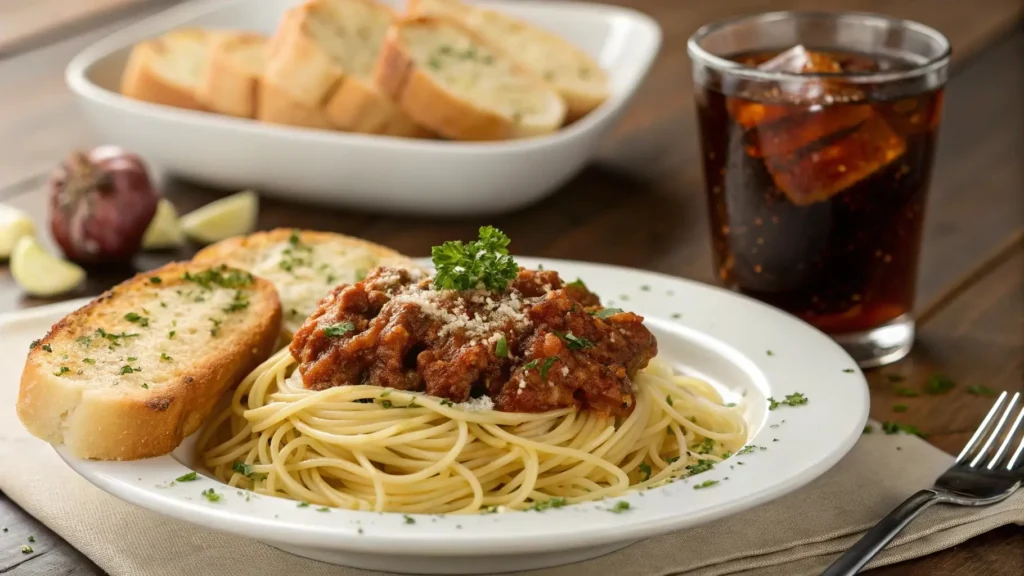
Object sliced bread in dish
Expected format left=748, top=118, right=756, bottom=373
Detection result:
left=16, top=262, right=282, bottom=460
left=192, top=229, right=422, bottom=332
left=195, top=32, right=266, bottom=118
left=407, top=0, right=609, bottom=119
left=261, top=0, right=428, bottom=137
left=375, top=16, right=566, bottom=141
left=120, top=28, right=219, bottom=111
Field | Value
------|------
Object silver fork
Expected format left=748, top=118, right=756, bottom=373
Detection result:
left=822, top=391, right=1024, bottom=576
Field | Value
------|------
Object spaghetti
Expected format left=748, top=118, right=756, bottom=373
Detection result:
left=198, top=347, right=748, bottom=514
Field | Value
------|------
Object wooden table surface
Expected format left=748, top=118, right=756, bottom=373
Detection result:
left=1, top=0, right=1022, bottom=574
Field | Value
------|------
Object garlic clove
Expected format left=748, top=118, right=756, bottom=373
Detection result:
left=0, top=204, right=36, bottom=260
left=10, top=236, right=86, bottom=297
left=180, top=190, right=259, bottom=244
left=142, top=198, right=185, bottom=250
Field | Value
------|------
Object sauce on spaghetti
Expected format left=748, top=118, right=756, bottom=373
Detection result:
left=290, top=267, right=657, bottom=416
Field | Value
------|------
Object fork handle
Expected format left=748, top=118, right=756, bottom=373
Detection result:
left=821, top=489, right=940, bottom=576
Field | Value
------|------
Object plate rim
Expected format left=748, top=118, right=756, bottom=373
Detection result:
left=11, top=257, right=869, bottom=556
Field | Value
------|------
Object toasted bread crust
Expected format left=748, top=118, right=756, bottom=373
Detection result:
left=16, top=262, right=282, bottom=460
left=120, top=29, right=215, bottom=112
left=192, top=228, right=419, bottom=268
left=257, top=81, right=336, bottom=130
left=407, top=0, right=608, bottom=120
left=262, top=0, right=427, bottom=136
left=375, top=17, right=561, bottom=141
left=262, top=5, right=342, bottom=108
left=195, top=32, right=265, bottom=118
left=324, top=76, right=434, bottom=137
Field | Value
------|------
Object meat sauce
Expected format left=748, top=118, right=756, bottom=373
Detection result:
left=290, top=267, right=657, bottom=416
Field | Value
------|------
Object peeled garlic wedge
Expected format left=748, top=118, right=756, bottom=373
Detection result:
left=179, top=190, right=258, bottom=244
left=0, top=204, right=36, bottom=259
left=10, top=236, right=86, bottom=297
left=142, top=198, right=184, bottom=249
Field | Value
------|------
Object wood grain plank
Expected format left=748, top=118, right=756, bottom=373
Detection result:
left=864, top=245, right=1024, bottom=575
left=0, top=0, right=179, bottom=191
left=0, top=491, right=103, bottom=575
left=0, top=0, right=171, bottom=55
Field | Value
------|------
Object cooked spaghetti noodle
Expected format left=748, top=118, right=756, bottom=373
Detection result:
left=198, top=347, right=747, bottom=514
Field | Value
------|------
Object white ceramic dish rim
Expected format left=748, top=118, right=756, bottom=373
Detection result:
left=22, top=258, right=872, bottom=557
left=64, top=0, right=662, bottom=154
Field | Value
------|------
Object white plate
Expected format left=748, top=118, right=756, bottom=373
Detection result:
left=65, top=0, right=661, bottom=216
left=3, top=258, right=868, bottom=574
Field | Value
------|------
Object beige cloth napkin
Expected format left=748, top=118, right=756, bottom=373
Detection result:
left=2, top=360, right=1022, bottom=575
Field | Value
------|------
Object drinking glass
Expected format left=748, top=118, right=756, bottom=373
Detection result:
left=687, top=11, right=951, bottom=367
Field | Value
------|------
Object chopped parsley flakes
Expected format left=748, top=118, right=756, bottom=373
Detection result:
left=201, top=488, right=222, bottom=502
left=176, top=472, right=198, bottom=482
left=124, top=312, right=149, bottom=327
left=767, top=392, right=808, bottom=410
left=881, top=421, right=926, bottom=437
left=525, top=497, right=567, bottom=512
left=53, top=366, right=70, bottom=377
left=223, top=290, right=250, bottom=313
left=695, top=438, right=716, bottom=454
left=183, top=266, right=254, bottom=290
left=324, top=322, right=356, bottom=337
left=693, top=480, right=719, bottom=490
left=638, top=462, right=652, bottom=481
left=591, top=307, right=623, bottom=319
left=608, top=501, right=630, bottom=513
left=557, top=332, right=593, bottom=350
left=924, top=374, right=956, bottom=395
left=232, top=461, right=266, bottom=481
left=539, top=356, right=559, bottom=380
left=404, top=515, right=416, bottom=524
left=495, top=336, right=509, bottom=358
left=686, top=459, right=715, bottom=476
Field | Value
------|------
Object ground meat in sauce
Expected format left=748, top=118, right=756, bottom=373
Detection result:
left=289, top=267, right=657, bottom=417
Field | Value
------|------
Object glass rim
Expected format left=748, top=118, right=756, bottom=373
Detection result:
left=686, top=10, right=952, bottom=84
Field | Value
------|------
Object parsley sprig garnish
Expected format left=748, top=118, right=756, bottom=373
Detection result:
left=431, top=226, right=518, bottom=292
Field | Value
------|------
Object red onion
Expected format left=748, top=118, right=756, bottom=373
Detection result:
left=49, top=146, right=159, bottom=264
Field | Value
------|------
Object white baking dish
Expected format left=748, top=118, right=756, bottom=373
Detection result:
left=65, top=0, right=661, bottom=215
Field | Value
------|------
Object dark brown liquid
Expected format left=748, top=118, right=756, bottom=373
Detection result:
left=696, top=49, right=945, bottom=334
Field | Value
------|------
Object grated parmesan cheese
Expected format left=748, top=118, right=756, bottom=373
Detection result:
left=459, top=396, right=495, bottom=412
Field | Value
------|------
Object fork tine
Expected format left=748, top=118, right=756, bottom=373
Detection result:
left=988, top=394, right=1024, bottom=469
left=956, top=391, right=1008, bottom=464
left=970, top=392, right=1020, bottom=468
left=1005, top=404, right=1024, bottom=470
